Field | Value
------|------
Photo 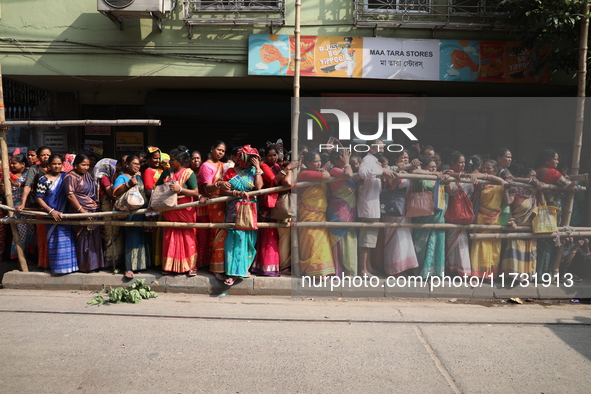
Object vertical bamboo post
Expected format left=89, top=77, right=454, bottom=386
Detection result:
left=291, top=0, right=302, bottom=278
left=552, top=1, right=589, bottom=276
left=0, top=65, right=28, bottom=271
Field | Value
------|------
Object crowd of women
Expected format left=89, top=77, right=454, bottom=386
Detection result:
left=0, top=141, right=589, bottom=285
left=0, top=141, right=293, bottom=286
left=296, top=143, right=590, bottom=284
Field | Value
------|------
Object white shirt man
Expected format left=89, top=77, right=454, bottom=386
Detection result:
left=356, top=139, right=394, bottom=275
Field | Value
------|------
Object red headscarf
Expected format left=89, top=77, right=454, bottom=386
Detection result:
left=235, top=145, right=260, bottom=168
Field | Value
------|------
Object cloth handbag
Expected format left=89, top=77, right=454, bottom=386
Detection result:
left=498, top=204, right=512, bottom=226
left=271, top=192, right=296, bottom=220
left=533, top=205, right=558, bottom=233
left=380, top=187, right=406, bottom=217
left=260, top=192, right=278, bottom=209
left=148, top=182, right=178, bottom=210
left=115, top=186, right=144, bottom=211
left=433, top=181, right=447, bottom=211
left=444, top=183, right=475, bottom=224
left=406, top=182, right=435, bottom=218
left=235, top=195, right=258, bottom=230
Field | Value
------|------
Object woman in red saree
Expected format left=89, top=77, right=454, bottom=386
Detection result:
left=198, top=141, right=231, bottom=281
left=157, top=146, right=206, bottom=275
left=251, top=144, right=292, bottom=277
left=535, top=149, right=576, bottom=276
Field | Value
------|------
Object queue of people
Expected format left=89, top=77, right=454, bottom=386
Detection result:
left=0, top=141, right=294, bottom=286
left=0, top=140, right=589, bottom=285
left=296, top=141, right=590, bottom=283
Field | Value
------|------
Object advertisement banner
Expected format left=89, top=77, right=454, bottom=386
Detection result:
left=249, top=35, right=548, bottom=83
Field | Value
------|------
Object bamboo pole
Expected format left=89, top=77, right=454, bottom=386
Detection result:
left=0, top=218, right=291, bottom=229
left=0, top=184, right=292, bottom=218
left=552, top=1, right=590, bottom=275
left=2, top=214, right=590, bottom=233
left=291, top=0, right=302, bottom=278
left=293, top=173, right=584, bottom=191
left=0, top=169, right=585, bottom=220
left=470, top=231, right=591, bottom=240
left=0, top=65, right=27, bottom=271
left=0, top=120, right=161, bottom=127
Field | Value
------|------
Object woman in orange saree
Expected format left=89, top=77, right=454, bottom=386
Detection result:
left=157, top=146, right=206, bottom=275
left=297, top=152, right=335, bottom=277
left=198, top=141, right=230, bottom=281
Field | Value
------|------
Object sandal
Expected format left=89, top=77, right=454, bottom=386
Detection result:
left=124, top=271, right=134, bottom=279
left=187, top=269, right=197, bottom=277
left=214, top=273, right=227, bottom=281
left=224, top=276, right=236, bottom=286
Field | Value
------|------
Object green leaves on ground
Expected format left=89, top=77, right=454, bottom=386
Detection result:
left=87, top=279, right=158, bottom=305
left=88, top=295, right=106, bottom=305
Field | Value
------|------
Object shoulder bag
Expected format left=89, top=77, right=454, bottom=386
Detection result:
left=148, top=182, right=178, bottom=211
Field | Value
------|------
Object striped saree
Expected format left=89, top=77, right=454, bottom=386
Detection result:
left=298, top=182, right=335, bottom=276
left=501, top=189, right=537, bottom=277
left=37, top=173, right=78, bottom=274
left=470, top=185, right=504, bottom=278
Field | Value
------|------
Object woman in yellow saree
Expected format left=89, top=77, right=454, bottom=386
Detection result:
left=470, top=159, right=509, bottom=279
left=297, top=152, right=335, bottom=276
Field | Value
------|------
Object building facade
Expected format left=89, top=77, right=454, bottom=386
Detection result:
left=0, top=0, right=581, bottom=159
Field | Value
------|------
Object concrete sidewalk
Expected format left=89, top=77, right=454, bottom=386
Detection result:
left=3, top=268, right=591, bottom=299
left=2, top=290, right=591, bottom=393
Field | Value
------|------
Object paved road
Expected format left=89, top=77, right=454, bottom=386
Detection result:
left=1, top=289, right=591, bottom=393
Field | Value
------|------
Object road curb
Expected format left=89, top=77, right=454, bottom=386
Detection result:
left=1, top=270, right=293, bottom=296
left=2, top=270, right=590, bottom=298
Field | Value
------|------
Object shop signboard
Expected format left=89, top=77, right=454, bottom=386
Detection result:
left=42, top=133, right=68, bottom=152
left=248, top=35, right=549, bottom=84
left=116, top=132, right=144, bottom=151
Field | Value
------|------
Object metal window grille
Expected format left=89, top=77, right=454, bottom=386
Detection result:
left=183, top=0, right=285, bottom=38
left=355, top=0, right=506, bottom=29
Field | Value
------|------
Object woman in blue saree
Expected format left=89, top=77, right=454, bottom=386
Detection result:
left=35, top=154, right=78, bottom=274
left=411, top=158, right=448, bottom=278
left=113, top=155, right=151, bottom=279
left=221, top=145, right=263, bottom=285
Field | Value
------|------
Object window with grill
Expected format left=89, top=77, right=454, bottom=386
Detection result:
left=364, top=0, right=430, bottom=13
left=196, top=0, right=280, bottom=10
left=450, top=0, right=499, bottom=15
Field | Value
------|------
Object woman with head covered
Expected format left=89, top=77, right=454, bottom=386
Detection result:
left=220, top=145, right=263, bottom=285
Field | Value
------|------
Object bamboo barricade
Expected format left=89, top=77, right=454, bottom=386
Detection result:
left=470, top=231, right=591, bottom=240
left=0, top=172, right=585, bottom=221
left=0, top=215, right=588, bottom=234
left=0, top=172, right=588, bottom=250
left=0, top=65, right=27, bottom=271
left=0, top=120, right=161, bottom=127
